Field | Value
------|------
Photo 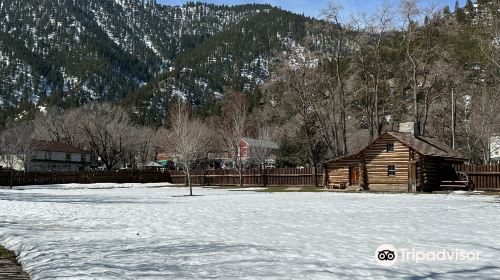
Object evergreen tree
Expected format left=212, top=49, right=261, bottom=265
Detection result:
left=455, top=1, right=466, bottom=24
left=465, top=0, right=475, bottom=23
left=443, top=6, right=451, bottom=15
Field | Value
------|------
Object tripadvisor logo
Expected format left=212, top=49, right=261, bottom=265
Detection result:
left=375, top=244, right=398, bottom=267
left=375, top=244, right=480, bottom=267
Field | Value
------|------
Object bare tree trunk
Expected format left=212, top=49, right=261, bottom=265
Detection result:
left=336, top=53, right=348, bottom=155
left=263, top=166, right=268, bottom=187
left=9, top=169, right=14, bottom=189
left=313, top=165, right=318, bottom=188
left=322, top=2, right=348, bottom=155
left=238, top=157, right=243, bottom=187
left=187, top=167, right=192, bottom=196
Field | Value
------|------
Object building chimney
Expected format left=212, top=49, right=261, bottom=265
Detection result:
left=399, top=122, right=418, bottom=136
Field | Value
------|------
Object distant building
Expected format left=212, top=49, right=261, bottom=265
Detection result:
left=491, top=134, right=500, bottom=163
left=160, top=138, right=279, bottom=170
left=142, top=161, right=163, bottom=171
left=0, top=141, right=92, bottom=172
left=239, top=138, right=279, bottom=168
left=27, top=141, right=92, bottom=171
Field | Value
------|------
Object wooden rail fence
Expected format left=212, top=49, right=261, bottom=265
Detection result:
left=454, top=164, right=500, bottom=191
left=170, top=167, right=324, bottom=187
left=0, top=170, right=171, bottom=187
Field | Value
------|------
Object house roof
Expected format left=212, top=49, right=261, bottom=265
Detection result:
left=242, top=138, right=279, bottom=149
left=143, top=161, right=163, bottom=167
left=325, top=131, right=467, bottom=164
left=34, top=140, right=88, bottom=154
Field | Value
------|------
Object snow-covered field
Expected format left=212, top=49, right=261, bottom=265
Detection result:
left=0, top=185, right=499, bottom=279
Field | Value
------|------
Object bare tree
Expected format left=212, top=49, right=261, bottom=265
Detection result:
left=247, top=125, right=278, bottom=187
left=399, top=0, right=442, bottom=135
left=125, top=126, right=156, bottom=168
left=79, top=103, right=131, bottom=170
left=168, top=103, right=210, bottom=195
left=248, top=125, right=276, bottom=169
left=0, top=121, right=36, bottom=188
left=219, top=91, right=249, bottom=187
left=348, top=5, right=393, bottom=141
left=271, top=67, right=327, bottom=187
left=34, top=107, right=84, bottom=149
left=469, top=88, right=500, bottom=163
left=321, top=1, right=348, bottom=155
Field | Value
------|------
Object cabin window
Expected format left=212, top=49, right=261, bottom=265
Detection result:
left=386, top=143, right=394, bottom=152
left=387, top=165, right=396, bottom=176
left=45, top=152, right=52, bottom=160
left=81, top=154, right=86, bottom=162
left=66, top=153, right=71, bottom=161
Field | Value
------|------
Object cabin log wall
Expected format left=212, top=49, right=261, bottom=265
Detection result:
left=324, top=159, right=360, bottom=188
left=419, top=156, right=442, bottom=191
left=364, top=134, right=409, bottom=191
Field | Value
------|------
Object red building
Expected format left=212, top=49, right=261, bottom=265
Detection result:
left=238, top=138, right=279, bottom=168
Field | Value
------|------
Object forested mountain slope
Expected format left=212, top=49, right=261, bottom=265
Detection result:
left=0, top=0, right=316, bottom=123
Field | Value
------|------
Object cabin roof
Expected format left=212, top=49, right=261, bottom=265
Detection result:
left=386, top=131, right=466, bottom=160
left=325, top=131, right=467, bottom=164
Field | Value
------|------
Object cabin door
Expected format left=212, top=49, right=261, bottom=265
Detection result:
left=408, top=162, right=417, bottom=192
left=349, top=166, right=360, bottom=186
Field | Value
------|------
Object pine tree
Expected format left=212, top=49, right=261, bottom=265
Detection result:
left=443, top=6, right=451, bottom=15
left=455, top=1, right=466, bottom=24
left=465, top=0, right=475, bottom=23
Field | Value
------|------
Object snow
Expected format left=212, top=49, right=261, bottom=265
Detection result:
left=0, top=49, right=9, bottom=66
left=143, top=35, right=162, bottom=57
left=37, top=106, right=47, bottom=115
left=0, top=186, right=499, bottom=279
left=282, top=37, right=318, bottom=70
left=172, top=87, right=188, bottom=101
left=60, top=67, right=80, bottom=92
left=12, top=182, right=171, bottom=190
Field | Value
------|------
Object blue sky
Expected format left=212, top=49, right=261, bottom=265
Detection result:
left=159, top=0, right=467, bottom=19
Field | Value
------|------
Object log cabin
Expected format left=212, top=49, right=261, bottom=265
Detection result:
left=324, top=125, right=467, bottom=192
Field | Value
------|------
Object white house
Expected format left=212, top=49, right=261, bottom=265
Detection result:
left=0, top=141, right=92, bottom=172
left=491, top=134, right=500, bottom=163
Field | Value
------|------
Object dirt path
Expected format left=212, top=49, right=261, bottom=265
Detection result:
left=0, top=246, right=29, bottom=280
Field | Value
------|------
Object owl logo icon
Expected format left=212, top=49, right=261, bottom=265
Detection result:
left=375, top=244, right=398, bottom=267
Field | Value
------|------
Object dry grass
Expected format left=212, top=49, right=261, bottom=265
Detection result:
left=0, top=245, right=19, bottom=265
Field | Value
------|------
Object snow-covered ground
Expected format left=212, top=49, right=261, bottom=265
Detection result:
left=0, top=185, right=499, bottom=279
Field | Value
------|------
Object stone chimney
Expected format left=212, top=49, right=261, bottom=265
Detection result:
left=399, top=122, right=418, bottom=136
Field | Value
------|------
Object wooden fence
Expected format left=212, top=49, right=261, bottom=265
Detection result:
left=1, top=165, right=498, bottom=190
left=170, top=167, right=324, bottom=187
left=454, top=164, right=500, bottom=191
left=0, top=168, right=322, bottom=188
left=0, top=170, right=171, bottom=187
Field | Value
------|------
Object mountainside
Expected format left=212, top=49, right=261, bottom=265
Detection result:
left=0, top=0, right=316, bottom=124
left=0, top=0, right=498, bottom=164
